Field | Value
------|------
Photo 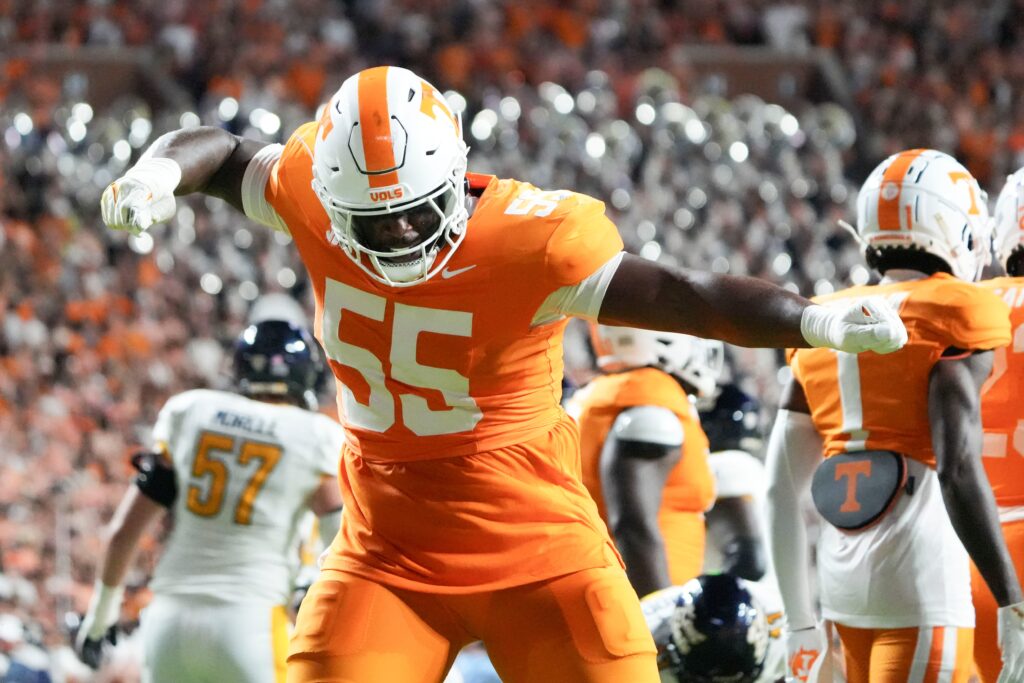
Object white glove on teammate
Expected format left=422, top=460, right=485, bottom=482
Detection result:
left=100, top=157, right=182, bottom=235
left=997, top=601, right=1024, bottom=683
left=784, top=625, right=833, bottom=683
left=801, top=297, right=908, bottom=355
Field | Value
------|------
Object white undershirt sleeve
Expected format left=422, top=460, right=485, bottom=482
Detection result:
left=240, top=143, right=289, bottom=233
left=531, top=251, right=625, bottom=326
left=765, top=408, right=824, bottom=633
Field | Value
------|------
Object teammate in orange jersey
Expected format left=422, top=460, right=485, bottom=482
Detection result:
left=570, top=325, right=720, bottom=597
left=765, top=149, right=1024, bottom=683
left=972, top=167, right=1024, bottom=682
left=99, top=65, right=908, bottom=683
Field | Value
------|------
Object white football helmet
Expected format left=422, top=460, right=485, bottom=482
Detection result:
left=992, top=167, right=1024, bottom=273
left=855, top=148, right=989, bottom=281
left=312, top=66, right=469, bottom=286
left=591, top=324, right=724, bottom=398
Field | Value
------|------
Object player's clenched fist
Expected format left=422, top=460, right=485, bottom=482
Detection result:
left=800, top=296, right=908, bottom=355
left=100, top=157, right=182, bottom=234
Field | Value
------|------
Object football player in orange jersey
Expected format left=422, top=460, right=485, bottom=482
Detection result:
left=972, top=168, right=1024, bottom=682
left=570, top=325, right=721, bottom=597
left=765, top=149, right=1024, bottom=683
left=99, top=65, right=907, bottom=683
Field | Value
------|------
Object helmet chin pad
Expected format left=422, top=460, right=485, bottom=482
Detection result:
left=373, top=251, right=438, bottom=284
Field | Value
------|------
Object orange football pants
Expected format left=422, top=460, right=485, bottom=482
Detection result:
left=834, top=623, right=974, bottom=683
left=971, top=518, right=1024, bottom=682
left=287, top=565, right=658, bottom=683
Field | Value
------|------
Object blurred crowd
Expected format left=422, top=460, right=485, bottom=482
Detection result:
left=3, top=0, right=1024, bottom=679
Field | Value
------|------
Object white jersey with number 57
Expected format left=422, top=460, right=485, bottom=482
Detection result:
left=148, top=389, right=344, bottom=605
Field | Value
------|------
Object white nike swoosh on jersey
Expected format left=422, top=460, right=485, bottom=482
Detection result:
left=441, top=264, right=477, bottom=279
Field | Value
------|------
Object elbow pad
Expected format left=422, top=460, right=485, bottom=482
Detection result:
left=132, top=451, right=178, bottom=508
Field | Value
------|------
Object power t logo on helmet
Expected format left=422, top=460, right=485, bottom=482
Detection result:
left=852, top=148, right=990, bottom=282
left=312, top=66, right=470, bottom=286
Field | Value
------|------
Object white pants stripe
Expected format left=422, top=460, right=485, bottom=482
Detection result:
left=906, top=626, right=932, bottom=683
left=906, top=626, right=960, bottom=683
left=937, top=626, right=958, bottom=683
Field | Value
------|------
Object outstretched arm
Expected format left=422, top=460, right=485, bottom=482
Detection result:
left=101, top=127, right=270, bottom=232
left=599, top=254, right=906, bottom=352
left=143, top=127, right=267, bottom=210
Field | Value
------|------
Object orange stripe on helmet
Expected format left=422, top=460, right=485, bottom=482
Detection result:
left=877, top=148, right=927, bottom=231
left=357, top=67, right=400, bottom=189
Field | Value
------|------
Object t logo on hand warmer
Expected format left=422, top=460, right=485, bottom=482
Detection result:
left=788, top=647, right=819, bottom=682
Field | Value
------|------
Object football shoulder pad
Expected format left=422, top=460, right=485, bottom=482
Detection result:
left=611, top=405, right=684, bottom=447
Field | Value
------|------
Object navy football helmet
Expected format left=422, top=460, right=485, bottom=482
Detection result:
left=698, top=384, right=763, bottom=453
left=648, top=574, right=769, bottom=683
left=233, top=320, right=324, bottom=409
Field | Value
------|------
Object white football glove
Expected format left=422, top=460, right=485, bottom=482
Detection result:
left=801, top=297, right=908, bottom=355
left=997, top=601, right=1024, bottom=683
left=784, top=625, right=833, bottom=683
left=100, top=157, right=182, bottom=235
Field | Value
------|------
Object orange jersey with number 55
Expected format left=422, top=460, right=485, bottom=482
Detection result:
left=977, top=277, right=1024, bottom=506
left=260, top=122, right=623, bottom=461
left=788, top=274, right=1010, bottom=467
left=242, top=121, right=627, bottom=591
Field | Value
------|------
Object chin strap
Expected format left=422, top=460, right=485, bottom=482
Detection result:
left=837, top=219, right=868, bottom=249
